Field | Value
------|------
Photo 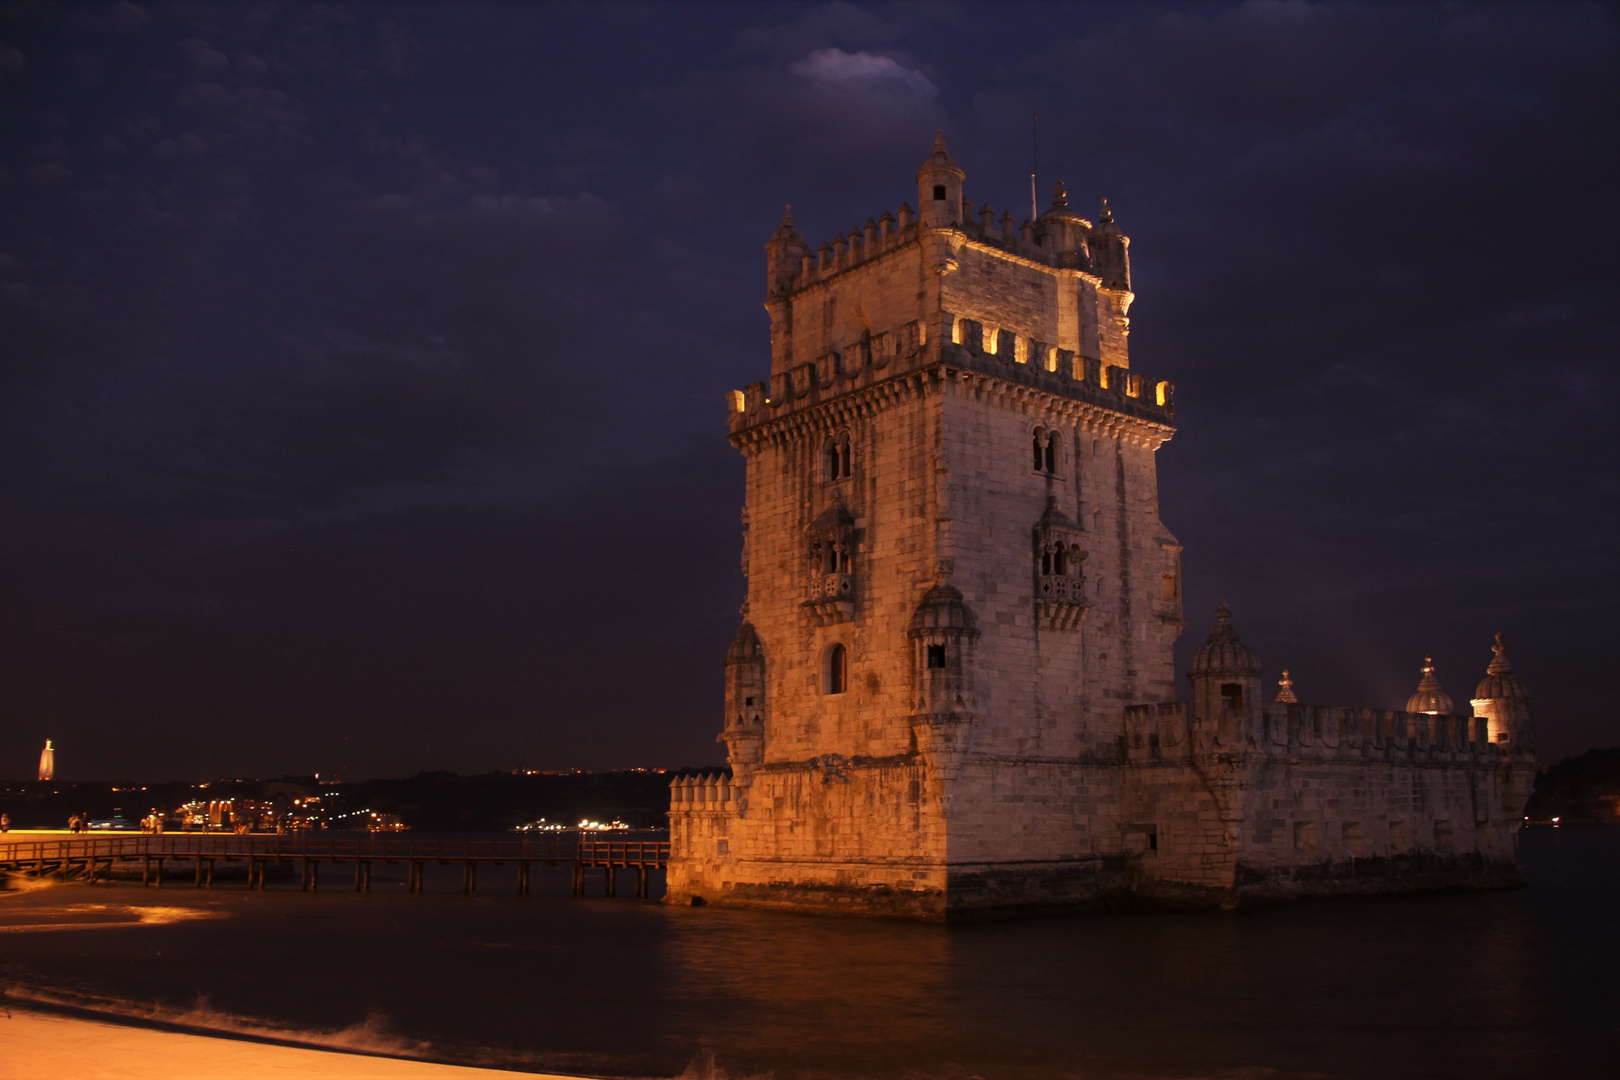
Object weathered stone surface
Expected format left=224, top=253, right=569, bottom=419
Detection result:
left=667, top=136, right=1537, bottom=920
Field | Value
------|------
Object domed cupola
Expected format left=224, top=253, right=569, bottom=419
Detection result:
left=726, top=621, right=764, bottom=664
left=1405, top=657, right=1454, bottom=715
left=1034, top=180, right=1092, bottom=257
left=1189, top=604, right=1261, bottom=678
left=1474, top=633, right=1529, bottom=701
left=910, top=582, right=978, bottom=636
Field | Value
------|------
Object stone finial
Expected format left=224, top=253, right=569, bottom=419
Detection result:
left=1214, top=602, right=1232, bottom=626
left=769, top=204, right=805, bottom=246
left=1488, top=632, right=1512, bottom=675
left=1276, top=670, right=1297, bottom=704
left=934, top=129, right=946, bottom=153
left=1099, top=197, right=1114, bottom=225
left=1052, top=180, right=1068, bottom=208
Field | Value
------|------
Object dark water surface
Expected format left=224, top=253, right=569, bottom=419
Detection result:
left=2, top=828, right=1615, bottom=1079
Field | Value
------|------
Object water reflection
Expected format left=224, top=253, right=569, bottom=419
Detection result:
left=0, top=829, right=1613, bottom=1079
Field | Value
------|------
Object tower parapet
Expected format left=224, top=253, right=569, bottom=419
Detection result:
left=735, top=130, right=1165, bottom=453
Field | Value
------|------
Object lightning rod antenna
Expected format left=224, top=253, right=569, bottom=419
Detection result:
left=1030, top=111, right=1039, bottom=222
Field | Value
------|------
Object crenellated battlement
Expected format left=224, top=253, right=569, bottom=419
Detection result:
left=667, top=769, right=737, bottom=816
left=1123, top=700, right=1499, bottom=766
left=725, top=325, right=1173, bottom=441
left=775, top=188, right=1130, bottom=297
left=750, top=136, right=1147, bottom=450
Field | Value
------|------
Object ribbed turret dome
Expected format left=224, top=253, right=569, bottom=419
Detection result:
left=1189, top=604, right=1261, bottom=677
left=1474, top=633, right=1530, bottom=701
left=1405, top=657, right=1454, bottom=714
left=1035, top=180, right=1092, bottom=228
left=910, top=583, right=977, bottom=634
left=725, top=622, right=763, bottom=663
left=768, top=205, right=805, bottom=246
left=915, top=130, right=964, bottom=179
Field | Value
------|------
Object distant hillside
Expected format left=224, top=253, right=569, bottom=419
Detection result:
left=1525, top=748, right=1620, bottom=824
left=0, top=769, right=704, bottom=831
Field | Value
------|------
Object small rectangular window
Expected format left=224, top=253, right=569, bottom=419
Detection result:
left=743, top=697, right=754, bottom=707
left=926, top=644, right=946, bottom=669
left=1221, top=683, right=1244, bottom=710
left=1160, top=574, right=1177, bottom=601
left=933, top=184, right=947, bottom=201
left=1293, top=821, right=1316, bottom=851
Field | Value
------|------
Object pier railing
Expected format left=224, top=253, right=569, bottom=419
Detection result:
left=0, top=833, right=670, bottom=898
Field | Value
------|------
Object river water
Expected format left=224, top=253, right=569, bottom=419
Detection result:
left=2, top=827, right=1614, bottom=1079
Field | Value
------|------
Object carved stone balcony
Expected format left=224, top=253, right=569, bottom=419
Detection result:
left=1037, top=573, right=1089, bottom=631
left=803, top=572, right=854, bottom=625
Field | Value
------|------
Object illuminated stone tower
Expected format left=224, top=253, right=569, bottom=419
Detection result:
left=667, top=134, right=1182, bottom=917
left=38, top=739, right=54, bottom=782
left=667, top=135, right=1535, bottom=919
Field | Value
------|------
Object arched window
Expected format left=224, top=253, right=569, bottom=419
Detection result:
left=824, top=431, right=853, bottom=481
left=1033, top=428, right=1060, bottom=474
left=826, top=643, right=848, bottom=694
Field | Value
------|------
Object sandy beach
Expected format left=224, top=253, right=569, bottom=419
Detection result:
left=1, top=1008, right=588, bottom=1079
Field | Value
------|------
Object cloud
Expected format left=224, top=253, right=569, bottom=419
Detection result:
left=108, top=2, right=152, bottom=34
left=791, top=48, right=937, bottom=98
left=28, top=162, right=70, bottom=188
left=180, top=38, right=229, bottom=72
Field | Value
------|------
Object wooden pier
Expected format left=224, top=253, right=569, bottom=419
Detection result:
left=0, top=834, right=669, bottom=899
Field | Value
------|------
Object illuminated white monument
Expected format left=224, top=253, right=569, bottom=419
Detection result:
left=37, top=739, right=54, bottom=782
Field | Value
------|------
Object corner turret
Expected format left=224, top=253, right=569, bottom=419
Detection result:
left=1090, top=198, right=1131, bottom=291
left=1188, top=604, right=1263, bottom=749
left=720, top=622, right=766, bottom=775
left=1470, top=633, right=1534, bottom=755
left=766, top=205, right=810, bottom=296
left=915, top=130, right=965, bottom=229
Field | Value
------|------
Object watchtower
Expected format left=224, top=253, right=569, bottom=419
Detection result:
left=667, top=134, right=1182, bottom=918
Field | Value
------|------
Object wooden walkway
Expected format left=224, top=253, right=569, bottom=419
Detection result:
left=0, top=835, right=669, bottom=899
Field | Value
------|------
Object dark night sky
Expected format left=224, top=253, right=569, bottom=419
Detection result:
left=1, top=2, right=1615, bottom=782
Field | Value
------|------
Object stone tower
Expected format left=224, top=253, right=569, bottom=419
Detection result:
left=667, top=134, right=1183, bottom=918
left=668, top=135, right=1535, bottom=918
